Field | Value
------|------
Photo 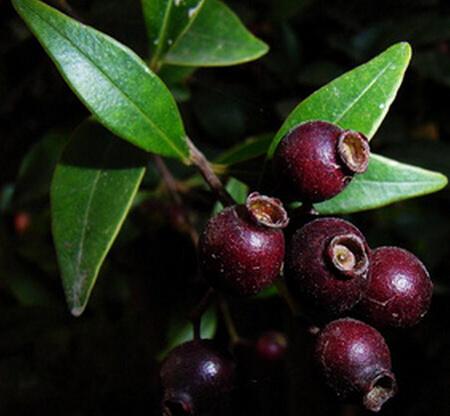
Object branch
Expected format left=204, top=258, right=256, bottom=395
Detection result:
left=187, top=137, right=235, bottom=207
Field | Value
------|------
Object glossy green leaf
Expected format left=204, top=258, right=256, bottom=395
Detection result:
left=13, top=132, right=68, bottom=208
left=157, top=306, right=217, bottom=360
left=142, top=0, right=205, bottom=65
left=164, top=0, right=269, bottom=66
left=213, top=177, right=249, bottom=214
left=312, top=154, right=448, bottom=215
left=268, top=43, right=412, bottom=156
left=51, top=121, right=147, bottom=316
left=13, top=0, right=189, bottom=161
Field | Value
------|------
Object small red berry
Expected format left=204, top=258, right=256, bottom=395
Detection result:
left=160, top=340, right=235, bottom=416
left=356, top=246, right=433, bottom=328
left=286, top=217, right=370, bottom=315
left=315, top=318, right=397, bottom=412
left=198, top=192, right=289, bottom=296
left=255, top=331, right=288, bottom=362
left=274, top=120, right=370, bottom=202
left=14, top=211, right=31, bottom=235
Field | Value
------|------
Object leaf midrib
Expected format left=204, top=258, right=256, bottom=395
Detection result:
left=164, top=0, right=206, bottom=58
left=20, top=0, right=186, bottom=160
left=73, top=141, right=114, bottom=304
left=333, top=61, right=392, bottom=124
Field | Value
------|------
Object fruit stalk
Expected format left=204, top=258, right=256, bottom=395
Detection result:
left=219, top=297, right=240, bottom=345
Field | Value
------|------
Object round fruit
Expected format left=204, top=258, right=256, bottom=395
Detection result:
left=198, top=192, right=289, bottom=296
left=14, top=211, right=31, bottom=235
left=315, top=318, right=397, bottom=412
left=356, top=246, right=433, bottom=328
left=274, top=120, right=370, bottom=202
left=160, top=340, right=235, bottom=416
left=255, top=331, right=288, bottom=362
left=286, top=217, right=370, bottom=315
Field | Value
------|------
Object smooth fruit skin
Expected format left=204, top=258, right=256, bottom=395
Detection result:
left=198, top=193, right=288, bottom=296
left=160, top=340, right=235, bottom=416
left=255, top=331, right=288, bottom=362
left=274, top=120, right=370, bottom=203
left=286, top=217, right=371, bottom=315
left=356, top=246, right=433, bottom=328
left=315, top=318, right=397, bottom=412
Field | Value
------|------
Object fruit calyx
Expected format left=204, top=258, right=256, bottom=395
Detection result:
left=245, top=192, right=289, bottom=229
left=337, top=130, right=370, bottom=174
left=363, top=371, right=397, bottom=412
left=326, top=233, right=369, bottom=279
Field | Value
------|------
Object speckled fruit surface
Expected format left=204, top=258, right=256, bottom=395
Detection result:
left=356, top=246, right=433, bottom=328
left=273, top=120, right=370, bottom=203
left=198, top=193, right=288, bottom=296
left=315, top=318, right=396, bottom=412
left=160, top=340, right=235, bottom=416
left=286, top=217, right=370, bottom=315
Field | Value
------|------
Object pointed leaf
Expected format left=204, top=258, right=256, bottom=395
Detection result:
left=268, top=43, right=412, bottom=156
left=51, top=121, right=147, bottom=316
left=164, top=0, right=269, bottom=66
left=313, top=154, right=448, bottom=215
left=13, top=0, right=189, bottom=161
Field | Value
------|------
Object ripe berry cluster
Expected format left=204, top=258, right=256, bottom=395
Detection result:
left=160, top=121, right=433, bottom=415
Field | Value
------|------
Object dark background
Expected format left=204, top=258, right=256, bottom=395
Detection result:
left=0, top=0, right=449, bottom=415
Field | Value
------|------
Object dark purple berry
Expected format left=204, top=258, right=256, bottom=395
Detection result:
left=315, top=318, right=397, bottom=412
left=160, top=340, right=235, bottom=416
left=286, top=217, right=370, bottom=315
left=356, top=246, right=433, bottom=328
left=274, top=120, right=370, bottom=202
left=198, top=192, right=289, bottom=296
left=255, top=331, right=288, bottom=362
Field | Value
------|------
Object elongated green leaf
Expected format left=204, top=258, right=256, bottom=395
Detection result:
left=13, top=132, right=68, bottom=208
left=13, top=0, right=188, bottom=161
left=312, top=154, right=448, bottom=215
left=51, top=121, right=147, bottom=316
left=215, top=133, right=273, bottom=165
left=268, top=43, right=412, bottom=156
left=164, top=0, right=269, bottom=66
left=142, top=0, right=205, bottom=64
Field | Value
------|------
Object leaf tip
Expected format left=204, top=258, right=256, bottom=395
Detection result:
left=437, top=173, right=449, bottom=189
left=70, top=305, right=86, bottom=317
left=393, top=41, right=413, bottom=60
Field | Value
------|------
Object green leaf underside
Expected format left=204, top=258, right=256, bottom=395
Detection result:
left=313, top=154, right=448, bottom=215
left=13, top=0, right=188, bottom=161
left=164, top=0, right=269, bottom=66
left=268, top=42, right=412, bottom=157
left=215, top=133, right=273, bottom=165
left=51, top=121, right=147, bottom=316
left=157, top=306, right=217, bottom=360
left=13, top=132, right=68, bottom=207
left=142, top=0, right=205, bottom=61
